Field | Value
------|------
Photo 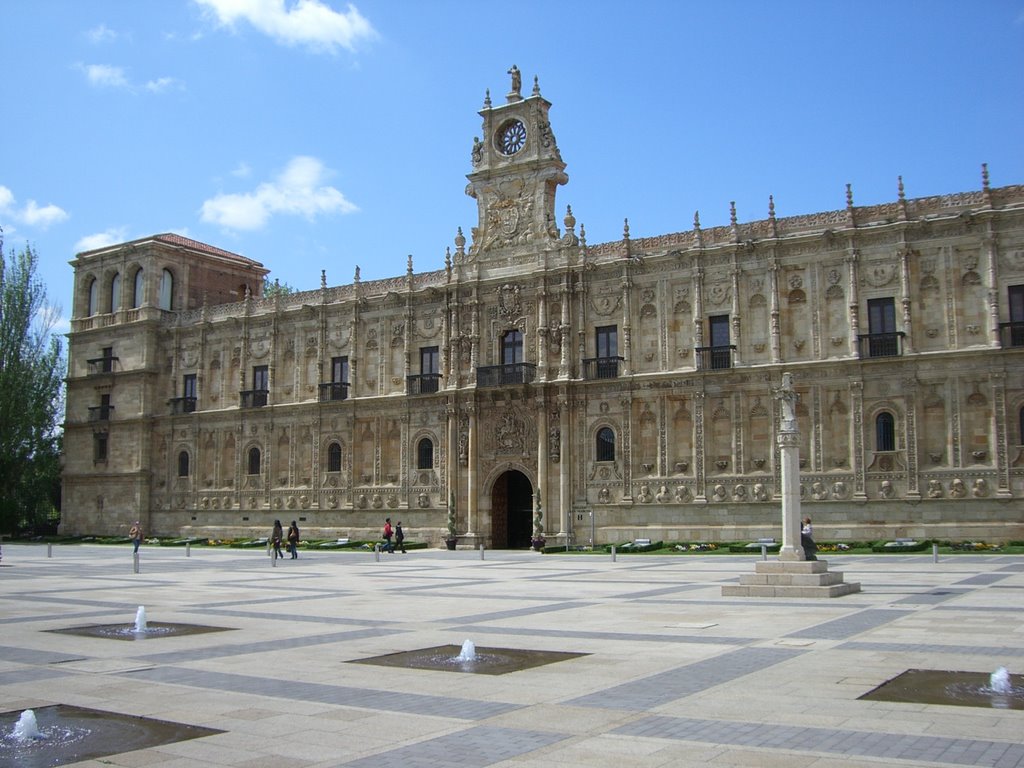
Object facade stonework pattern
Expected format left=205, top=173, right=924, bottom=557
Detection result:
left=62, top=72, right=1024, bottom=546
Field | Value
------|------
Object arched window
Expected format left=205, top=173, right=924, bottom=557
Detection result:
left=596, top=427, right=616, bottom=462
left=132, top=268, right=144, bottom=308
left=177, top=450, right=190, bottom=477
left=417, top=438, right=434, bottom=469
left=109, top=272, right=121, bottom=313
left=326, top=442, right=342, bottom=473
left=247, top=446, right=261, bottom=475
left=87, top=278, right=98, bottom=316
left=876, top=412, right=895, bottom=452
left=159, top=268, right=174, bottom=310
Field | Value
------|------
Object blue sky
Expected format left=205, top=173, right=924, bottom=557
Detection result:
left=2, top=1, right=1023, bottom=332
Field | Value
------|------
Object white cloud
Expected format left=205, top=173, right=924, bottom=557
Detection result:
left=22, top=200, right=69, bottom=228
left=195, top=0, right=377, bottom=53
left=145, top=76, right=183, bottom=93
left=0, top=186, right=68, bottom=230
left=231, top=162, right=252, bottom=178
left=201, top=155, right=357, bottom=230
left=80, top=63, right=130, bottom=88
left=75, top=228, right=129, bottom=253
left=86, top=24, right=118, bottom=43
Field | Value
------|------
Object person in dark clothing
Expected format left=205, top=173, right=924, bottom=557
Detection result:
left=287, top=521, right=300, bottom=559
left=271, top=520, right=285, bottom=561
left=395, top=521, right=406, bottom=554
left=801, top=516, right=818, bottom=561
left=382, top=518, right=394, bottom=553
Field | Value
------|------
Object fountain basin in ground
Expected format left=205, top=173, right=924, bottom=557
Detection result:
left=860, top=668, right=1024, bottom=710
left=46, top=622, right=232, bottom=641
left=349, top=644, right=588, bottom=675
left=0, top=704, right=222, bottom=768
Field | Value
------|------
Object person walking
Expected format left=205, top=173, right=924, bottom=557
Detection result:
left=271, top=520, right=285, bottom=561
left=382, top=518, right=394, bottom=553
left=129, top=521, right=143, bottom=554
left=287, top=521, right=300, bottom=559
left=395, top=521, right=406, bottom=554
left=801, top=516, right=818, bottom=561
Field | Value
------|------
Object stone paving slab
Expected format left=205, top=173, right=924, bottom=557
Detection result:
left=1, top=544, right=1022, bottom=767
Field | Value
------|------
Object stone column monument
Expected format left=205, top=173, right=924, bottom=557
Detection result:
left=722, top=372, right=861, bottom=598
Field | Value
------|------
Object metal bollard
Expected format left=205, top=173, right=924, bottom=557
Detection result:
left=611, top=545, right=616, bottom=562
left=48, top=543, right=53, bottom=558
left=186, top=542, right=191, bottom=557
left=761, top=544, right=768, bottom=561
left=374, top=544, right=381, bottom=562
left=479, top=544, right=485, bottom=560
left=932, top=542, right=939, bottom=563
left=133, top=552, right=140, bottom=574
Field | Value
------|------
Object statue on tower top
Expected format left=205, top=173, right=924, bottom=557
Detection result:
left=507, top=64, right=522, bottom=100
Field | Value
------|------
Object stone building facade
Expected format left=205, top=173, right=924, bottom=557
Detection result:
left=62, top=71, right=1024, bottom=546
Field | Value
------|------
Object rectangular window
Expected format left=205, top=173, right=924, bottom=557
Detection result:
left=420, top=347, right=439, bottom=374
left=101, top=347, right=114, bottom=373
left=867, top=298, right=896, bottom=334
left=94, top=432, right=108, bottom=462
left=182, top=373, right=197, bottom=413
left=866, top=298, right=899, bottom=357
left=253, top=365, right=269, bottom=391
left=331, top=356, right=349, bottom=383
left=707, top=315, right=731, bottom=369
left=1009, top=286, right=1024, bottom=347
left=596, top=325, right=618, bottom=358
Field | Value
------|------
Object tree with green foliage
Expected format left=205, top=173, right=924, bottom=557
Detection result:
left=0, top=233, right=65, bottom=535
left=262, top=277, right=294, bottom=298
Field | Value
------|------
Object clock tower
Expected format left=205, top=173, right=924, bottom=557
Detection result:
left=465, top=67, right=568, bottom=257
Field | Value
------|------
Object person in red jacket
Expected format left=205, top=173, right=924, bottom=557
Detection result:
left=382, top=518, right=394, bottom=553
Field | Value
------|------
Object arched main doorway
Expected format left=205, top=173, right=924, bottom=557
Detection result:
left=490, top=470, right=534, bottom=549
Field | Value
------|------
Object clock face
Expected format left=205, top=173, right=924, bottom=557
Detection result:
left=498, top=119, right=527, bottom=155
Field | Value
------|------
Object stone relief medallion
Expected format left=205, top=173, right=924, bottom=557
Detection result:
left=708, top=282, right=731, bottom=306
left=249, top=335, right=270, bottom=359
left=864, top=262, right=896, bottom=287
left=591, top=292, right=621, bottom=316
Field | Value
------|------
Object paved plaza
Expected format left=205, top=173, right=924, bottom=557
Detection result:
left=1, top=544, right=1022, bottom=767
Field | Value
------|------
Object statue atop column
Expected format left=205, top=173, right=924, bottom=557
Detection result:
left=775, top=371, right=799, bottom=432
left=507, top=64, right=522, bottom=100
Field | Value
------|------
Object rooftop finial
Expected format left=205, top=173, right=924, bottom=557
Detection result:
left=354, top=265, right=361, bottom=283
left=445, top=246, right=452, bottom=271
left=564, top=204, right=576, bottom=233
left=483, top=89, right=491, bottom=109
left=768, top=195, right=776, bottom=221
left=320, top=269, right=326, bottom=290
left=846, top=183, right=854, bottom=209
left=579, top=223, right=587, bottom=248
left=623, top=217, right=630, bottom=240
left=407, top=254, right=413, bottom=275
left=532, top=75, right=540, bottom=97
left=982, top=162, right=990, bottom=191
left=897, top=175, right=905, bottom=201
left=454, top=226, right=466, bottom=255
left=729, top=201, right=737, bottom=227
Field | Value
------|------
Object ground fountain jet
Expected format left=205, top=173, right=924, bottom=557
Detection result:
left=990, top=666, right=1011, bottom=694
left=133, top=606, right=147, bottom=633
left=12, top=709, right=42, bottom=741
left=455, top=640, right=478, bottom=662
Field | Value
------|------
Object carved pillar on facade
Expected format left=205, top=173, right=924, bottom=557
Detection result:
left=559, top=394, right=571, bottom=537
left=984, top=230, right=1001, bottom=348
left=846, top=246, right=860, bottom=357
left=693, top=267, right=705, bottom=352
left=559, top=280, right=571, bottom=379
left=693, top=390, right=707, bottom=503
left=730, top=265, right=742, bottom=365
left=904, top=377, right=920, bottom=499
left=850, top=380, right=867, bottom=499
left=445, top=403, right=457, bottom=515
left=537, top=397, right=548, bottom=536
left=992, top=372, right=1012, bottom=497
left=537, top=284, right=548, bottom=383
left=769, top=258, right=781, bottom=363
left=899, top=246, right=913, bottom=354
left=467, top=402, right=477, bottom=535
left=621, top=394, right=633, bottom=500
left=621, top=272, right=633, bottom=376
